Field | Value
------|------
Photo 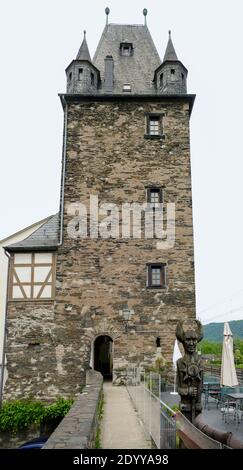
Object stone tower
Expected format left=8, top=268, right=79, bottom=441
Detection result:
left=4, top=12, right=196, bottom=400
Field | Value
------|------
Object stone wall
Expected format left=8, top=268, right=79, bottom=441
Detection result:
left=0, top=425, right=39, bottom=449
left=0, top=413, right=60, bottom=449
left=43, top=370, right=103, bottom=449
left=5, top=97, right=195, bottom=399
left=55, top=98, right=195, bottom=389
left=4, top=302, right=58, bottom=400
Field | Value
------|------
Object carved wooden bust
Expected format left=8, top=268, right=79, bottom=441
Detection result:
left=176, top=319, right=204, bottom=423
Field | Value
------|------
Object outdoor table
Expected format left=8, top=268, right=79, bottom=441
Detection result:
left=224, top=392, right=243, bottom=404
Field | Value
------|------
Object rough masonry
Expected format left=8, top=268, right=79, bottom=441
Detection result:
left=4, top=18, right=196, bottom=400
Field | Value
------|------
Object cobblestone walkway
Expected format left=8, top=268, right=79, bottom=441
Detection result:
left=101, top=381, right=151, bottom=449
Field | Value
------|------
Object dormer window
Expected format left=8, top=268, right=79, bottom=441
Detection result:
left=120, top=43, right=133, bottom=57
left=123, top=84, right=131, bottom=92
left=122, top=83, right=132, bottom=92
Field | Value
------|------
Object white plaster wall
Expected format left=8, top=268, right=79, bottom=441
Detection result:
left=0, top=217, right=50, bottom=388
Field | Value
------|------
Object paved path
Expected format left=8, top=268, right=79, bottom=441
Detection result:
left=101, top=381, right=151, bottom=449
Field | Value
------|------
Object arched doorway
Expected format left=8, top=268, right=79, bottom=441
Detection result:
left=94, top=335, right=113, bottom=379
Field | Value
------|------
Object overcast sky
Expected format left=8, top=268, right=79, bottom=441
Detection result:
left=1, top=0, right=243, bottom=325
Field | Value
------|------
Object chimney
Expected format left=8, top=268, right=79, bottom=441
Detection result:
left=104, top=55, right=114, bottom=93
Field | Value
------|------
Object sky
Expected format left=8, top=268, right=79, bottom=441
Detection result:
left=1, top=0, right=243, bottom=325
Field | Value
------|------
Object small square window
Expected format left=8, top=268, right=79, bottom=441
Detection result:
left=147, top=187, right=163, bottom=207
left=171, top=69, right=175, bottom=74
left=147, top=263, right=166, bottom=289
left=120, top=43, right=133, bottom=57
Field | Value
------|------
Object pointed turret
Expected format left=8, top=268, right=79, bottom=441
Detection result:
left=154, top=31, right=187, bottom=94
left=76, top=31, right=92, bottom=62
left=65, top=31, right=100, bottom=94
left=163, top=31, right=178, bottom=62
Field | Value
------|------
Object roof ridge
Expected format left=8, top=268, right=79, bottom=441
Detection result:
left=107, top=23, right=145, bottom=26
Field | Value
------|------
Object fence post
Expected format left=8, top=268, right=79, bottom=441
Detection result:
left=159, top=373, right=161, bottom=446
left=160, top=402, right=162, bottom=449
left=143, top=371, right=145, bottom=426
left=150, top=371, right=152, bottom=436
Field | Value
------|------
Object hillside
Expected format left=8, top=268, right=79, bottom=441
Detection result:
left=203, top=320, right=243, bottom=342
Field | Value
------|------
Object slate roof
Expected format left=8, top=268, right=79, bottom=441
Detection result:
left=163, top=33, right=178, bottom=62
left=76, top=32, right=92, bottom=62
left=93, top=24, right=161, bottom=94
left=5, top=214, right=60, bottom=251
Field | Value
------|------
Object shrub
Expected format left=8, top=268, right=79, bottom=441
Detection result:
left=43, top=398, right=74, bottom=422
left=0, top=397, right=74, bottom=434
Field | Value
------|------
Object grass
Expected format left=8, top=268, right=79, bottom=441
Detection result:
left=94, top=390, right=104, bottom=449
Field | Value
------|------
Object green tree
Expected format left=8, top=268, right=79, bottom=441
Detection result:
left=199, top=340, right=222, bottom=356
left=234, top=339, right=243, bottom=356
left=234, top=348, right=243, bottom=365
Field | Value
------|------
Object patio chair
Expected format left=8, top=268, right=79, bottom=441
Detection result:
left=220, top=402, right=238, bottom=424
left=219, top=387, right=239, bottom=424
left=233, top=387, right=243, bottom=424
left=208, top=384, right=220, bottom=405
left=203, top=382, right=220, bottom=409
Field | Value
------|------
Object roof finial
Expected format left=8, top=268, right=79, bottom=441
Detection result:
left=169, top=30, right=171, bottom=38
left=105, top=7, right=110, bottom=25
left=84, top=30, right=86, bottom=39
left=143, top=8, right=148, bottom=26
